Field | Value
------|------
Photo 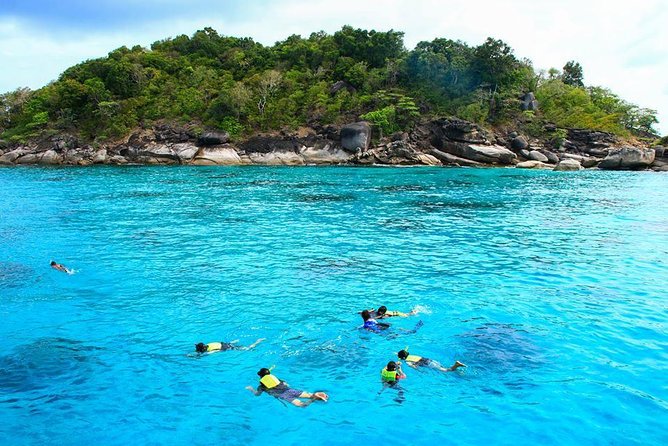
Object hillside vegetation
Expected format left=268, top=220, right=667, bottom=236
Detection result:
left=0, top=26, right=661, bottom=144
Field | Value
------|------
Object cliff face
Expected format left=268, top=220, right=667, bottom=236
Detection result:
left=0, top=119, right=665, bottom=171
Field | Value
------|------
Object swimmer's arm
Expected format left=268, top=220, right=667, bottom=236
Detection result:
left=246, top=386, right=263, bottom=396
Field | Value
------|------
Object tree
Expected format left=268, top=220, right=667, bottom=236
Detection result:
left=0, top=87, right=32, bottom=130
left=255, top=70, right=283, bottom=116
left=562, top=61, right=584, bottom=87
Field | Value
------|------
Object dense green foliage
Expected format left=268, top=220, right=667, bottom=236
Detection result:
left=0, top=26, right=661, bottom=143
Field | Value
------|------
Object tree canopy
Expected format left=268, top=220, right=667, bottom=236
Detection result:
left=0, top=26, right=660, bottom=144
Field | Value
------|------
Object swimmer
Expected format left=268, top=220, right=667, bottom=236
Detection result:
left=367, top=305, right=419, bottom=319
left=381, top=360, right=406, bottom=384
left=50, top=260, right=73, bottom=274
left=380, top=360, right=406, bottom=403
left=361, top=309, right=390, bottom=333
left=397, top=348, right=466, bottom=372
left=246, top=367, right=329, bottom=408
left=195, top=338, right=265, bottom=354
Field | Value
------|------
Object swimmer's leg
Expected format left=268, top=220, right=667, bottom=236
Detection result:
left=247, top=338, right=266, bottom=349
left=299, top=391, right=328, bottom=402
left=291, top=398, right=311, bottom=407
left=445, top=360, right=466, bottom=372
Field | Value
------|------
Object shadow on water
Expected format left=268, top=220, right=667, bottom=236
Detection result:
left=375, top=184, right=428, bottom=192
left=456, top=323, right=543, bottom=389
left=0, top=338, right=101, bottom=393
left=295, top=193, right=356, bottom=203
left=377, top=217, right=427, bottom=231
left=411, top=199, right=505, bottom=212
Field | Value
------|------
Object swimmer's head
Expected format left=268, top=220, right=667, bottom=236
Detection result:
left=361, top=310, right=371, bottom=321
left=377, top=306, right=387, bottom=316
left=398, top=350, right=408, bottom=360
left=257, top=367, right=271, bottom=377
left=386, top=361, right=398, bottom=371
left=195, top=343, right=207, bottom=353
left=50, top=261, right=56, bottom=266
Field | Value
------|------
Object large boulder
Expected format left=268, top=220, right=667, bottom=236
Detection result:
left=138, top=144, right=178, bottom=161
left=510, top=135, right=529, bottom=150
left=441, top=142, right=517, bottom=165
left=300, top=142, right=351, bottom=164
left=172, top=143, right=199, bottom=162
left=16, top=153, right=40, bottom=164
left=240, top=136, right=300, bottom=154
left=554, top=159, right=583, bottom=171
left=197, top=131, right=229, bottom=146
left=516, top=160, right=550, bottom=169
left=0, top=148, right=28, bottom=165
left=248, top=151, right=305, bottom=165
left=566, top=129, right=618, bottom=154
left=540, top=149, right=560, bottom=164
left=429, top=118, right=488, bottom=144
left=528, top=150, right=549, bottom=163
left=562, top=153, right=599, bottom=168
left=192, top=146, right=243, bottom=165
left=340, top=122, right=371, bottom=153
left=598, top=146, right=655, bottom=170
left=92, top=149, right=107, bottom=164
left=39, top=150, right=62, bottom=165
left=428, top=148, right=483, bottom=167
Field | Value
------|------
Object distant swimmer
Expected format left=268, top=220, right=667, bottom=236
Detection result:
left=195, top=338, right=265, bottom=354
left=397, top=348, right=466, bottom=372
left=50, top=261, right=73, bottom=274
left=367, top=305, right=419, bottom=319
left=362, top=311, right=424, bottom=337
left=361, top=310, right=391, bottom=333
left=246, top=367, right=329, bottom=408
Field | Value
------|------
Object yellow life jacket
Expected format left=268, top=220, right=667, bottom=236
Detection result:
left=381, top=368, right=398, bottom=382
left=206, top=342, right=223, bottom=352
left=260, top=374, right=281, bottom=389
left=406, top=354, right=422, bottom=363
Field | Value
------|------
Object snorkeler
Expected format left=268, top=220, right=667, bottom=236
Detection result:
left=368, top=305, right=419, bottom=319
left=381, top=360, right=406, bottom=383
left=50, top=260, right=73, bottom=274
left=362, top=311, right=424, bottom=337
left=397, top=348, right=466, bottom=372
left=246, top=367, right=329, bottom=408
left=361, top=309, right=391, bottom=333
left=195, top=338, right=265, bottom=354
left=380, top=360, right=406, bottom=403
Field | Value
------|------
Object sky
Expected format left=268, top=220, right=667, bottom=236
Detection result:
left=1, top=0, right=667, bottom=134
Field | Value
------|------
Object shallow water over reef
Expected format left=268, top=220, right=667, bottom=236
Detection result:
left=1, top=166, right=667, bottom=445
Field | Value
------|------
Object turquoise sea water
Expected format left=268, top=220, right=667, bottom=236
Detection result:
left=1, top=166, right=667, bottom=445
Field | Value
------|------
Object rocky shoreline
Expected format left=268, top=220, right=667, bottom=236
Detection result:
left=1, top=118, right=665, bottom=171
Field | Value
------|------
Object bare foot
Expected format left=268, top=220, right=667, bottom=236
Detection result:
left=453, top=360, right=466, bottom=369
left=313, top=392, right=329, bottom=402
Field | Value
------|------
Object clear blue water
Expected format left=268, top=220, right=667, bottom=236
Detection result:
left=1, top=166, right=667, bottom=445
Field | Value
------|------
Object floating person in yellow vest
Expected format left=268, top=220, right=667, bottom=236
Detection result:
left=397, top=348, right=466, bottom=372
left=380, top=360, right=406, bottom=403
left=50, top=260, right=73, bottom=274
left=246, top=367, right=329, bottom=407
left=381, top=360, right=407, bottom=384
left=369, top=305, right=420, bottom=319
left=195, top=338, right=265, bottom=354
